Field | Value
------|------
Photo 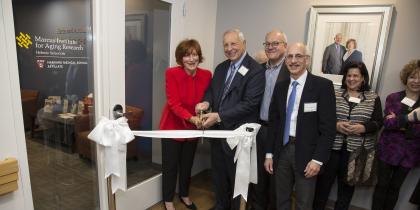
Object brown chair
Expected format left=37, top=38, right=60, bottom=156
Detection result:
left=20, top=89, right=39, bottom=135
left=74, top=105, right=144, bottom=160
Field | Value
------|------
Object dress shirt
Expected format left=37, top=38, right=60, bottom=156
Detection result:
left=260, top=58, right=285, bottom=121
left=287, top=70, right=308, bottom=137
left=265, top=71, right=307, bottom=159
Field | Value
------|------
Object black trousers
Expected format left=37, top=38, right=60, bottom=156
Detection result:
left=211, top=139, right=240, bottom=210
left=248, top=124, right=276, bottom=210
left=313, top=147, right=354, bottom=210
left=161, top=139, right=198, bottom=202
left=371, top=159, right=410, bottom=210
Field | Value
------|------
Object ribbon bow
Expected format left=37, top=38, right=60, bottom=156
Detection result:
left=226, top=123, right=260, bottom=201
left=88, top=117, right=134, bottom=193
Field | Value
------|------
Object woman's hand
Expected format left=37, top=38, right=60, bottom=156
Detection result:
left=347, top=123, right=366, bottom=135
left=337, top=121, right=351, bottom=135
left=188, top=116, right=202, bottom=128
left=408, top=107, right=420, bottom=122
left=385, top=111, right=396, bottom=120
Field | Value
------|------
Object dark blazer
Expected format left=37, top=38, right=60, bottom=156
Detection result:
left=262, top=60, right=290, bottom=84
left=204, top=53, right=265, bottom=130
left=343, top=50, right=363, bottom=68
left=322, top=43, right=346, bottom=74
left=266, top=72, right=336, bottom=173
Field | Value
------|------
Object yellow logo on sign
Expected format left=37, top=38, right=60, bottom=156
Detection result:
left=16, top=32, right=32, bottom=49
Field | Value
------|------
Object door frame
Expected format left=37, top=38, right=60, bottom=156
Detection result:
left=92, top=0, right=186, bottom=209
left=0, top=0, right=34, bottom=209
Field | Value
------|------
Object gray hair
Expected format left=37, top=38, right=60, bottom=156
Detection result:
left=266, top=30, right=288, bottom=44
left=223, top=29, right=245, bottom=42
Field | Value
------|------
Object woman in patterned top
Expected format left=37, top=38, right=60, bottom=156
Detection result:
left=313, top=61, right=383, bottom=210
left=372, top=60, right=420, bottom=210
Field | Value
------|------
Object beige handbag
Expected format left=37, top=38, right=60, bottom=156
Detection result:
left=346, top=138, right=377, bottom=186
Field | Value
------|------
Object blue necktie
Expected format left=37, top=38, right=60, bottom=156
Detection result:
left=283, top=81, right=298, bottom=145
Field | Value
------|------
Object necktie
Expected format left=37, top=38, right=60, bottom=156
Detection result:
left=283, top=81, right=298, bottom=145
left=222, top=64, right=236, bottom=100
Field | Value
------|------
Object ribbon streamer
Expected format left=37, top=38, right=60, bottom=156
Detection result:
left=88, top=117, right=260, bottom=200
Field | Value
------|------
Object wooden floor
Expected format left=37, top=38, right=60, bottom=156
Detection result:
left=149, top=170, right=215, bottom=210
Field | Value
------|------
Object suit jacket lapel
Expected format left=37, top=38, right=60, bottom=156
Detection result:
left=297, top=73, right=315, bottom=132
left=216, top=61, right=230, bottom=105
left=276, top=62, right=290, bottom=83
left=222, top=54, right=250, bottom=100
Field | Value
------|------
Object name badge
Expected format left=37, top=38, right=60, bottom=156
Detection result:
left=401, top=97, right=416, bottom=107
left=304, top=103, right=317, bottom=112
left=238, top=66, right=249, bottom=76
left=348, top=97, right=361, bottom=104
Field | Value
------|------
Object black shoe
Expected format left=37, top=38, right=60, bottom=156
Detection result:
left=179, top=196, right=197, bottom=210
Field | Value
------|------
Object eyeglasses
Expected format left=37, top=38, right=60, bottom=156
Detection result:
left=286, top=54, right=309, bottom=61
left=263, top=41, right=284, bottom=48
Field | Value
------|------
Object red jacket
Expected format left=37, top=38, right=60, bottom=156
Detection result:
left=159, top=66, right=212, bottom=141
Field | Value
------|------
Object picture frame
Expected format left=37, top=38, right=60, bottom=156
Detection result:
left=306, top=5, right=393, bottom=91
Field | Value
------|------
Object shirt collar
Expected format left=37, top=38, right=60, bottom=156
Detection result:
left=266, top=56, right=285, bottom=70
left=231, top=52, right=247, bottom=70
left=290, top=70, right=308, bottom=87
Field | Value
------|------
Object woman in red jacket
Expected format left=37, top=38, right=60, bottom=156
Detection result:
left=160, top=39, right=212, bottom=210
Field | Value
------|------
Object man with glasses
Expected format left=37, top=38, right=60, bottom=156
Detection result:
left=248, top=30, right=289, bottom=210
left=264, top=43, right=336, bottom=210
left=196, top=29, right=265, bottom=210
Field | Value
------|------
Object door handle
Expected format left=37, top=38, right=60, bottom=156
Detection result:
left=112, top=104, right=124, bottom=119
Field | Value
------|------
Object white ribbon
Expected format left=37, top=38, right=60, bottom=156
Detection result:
left=88, top=117, right=260, bottom=200
left=88, top=117, right=134, bottom=193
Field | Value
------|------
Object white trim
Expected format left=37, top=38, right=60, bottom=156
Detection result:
left=92, top=0, right=125, bottom=209
left=0, top=0, right=34, bottom=209
left=115, top=174, right=162, bottom=210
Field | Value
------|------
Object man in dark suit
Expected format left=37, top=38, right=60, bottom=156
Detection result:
left=264, top=42, right=336, bottom=210
left=322, top=33, right=346, bottom=75
left=248, top=30, right=289, bottom=210
left=196, top=29, right=265, bottom=210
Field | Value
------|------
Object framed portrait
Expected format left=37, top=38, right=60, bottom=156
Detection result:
left=126, top=14, right=147, bottom=43
left=306, top=5, right=393, bottom=91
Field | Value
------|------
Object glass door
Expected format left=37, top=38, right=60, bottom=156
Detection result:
left=12, top=0, right=100, bottom=210
left=92, top=0, right=171, bottom=209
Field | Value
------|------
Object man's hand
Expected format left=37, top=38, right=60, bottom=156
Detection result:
left=195, top=102, right=209, bottom=114
left=304, top=160, right=321, bottom=178
left=264, top=158, right=274, bottom=174
left=202, top=112, right=220, bottom=128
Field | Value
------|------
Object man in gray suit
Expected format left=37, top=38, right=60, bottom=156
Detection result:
left=322, top=33, right=346, bottom=75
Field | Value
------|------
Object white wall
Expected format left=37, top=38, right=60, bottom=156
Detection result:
left=214, top=0, right=420, bottom=209
left=0, top=1, right=33, bottom=210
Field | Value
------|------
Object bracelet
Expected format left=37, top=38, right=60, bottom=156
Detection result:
left=414, top=111, right=419, bottom=122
